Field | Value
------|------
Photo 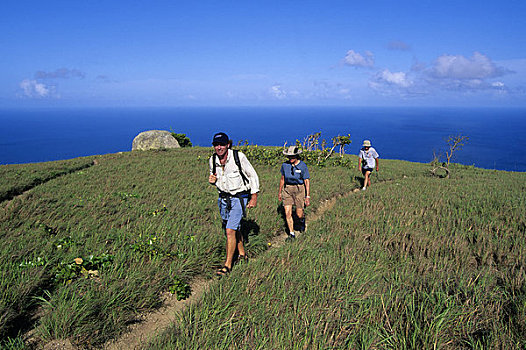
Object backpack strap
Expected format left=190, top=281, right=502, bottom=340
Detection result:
left=212, top=153, right=217, bottom=174
left=232, top=150, right=249, bottom=186
left=213, top=150, right=249, bottom=186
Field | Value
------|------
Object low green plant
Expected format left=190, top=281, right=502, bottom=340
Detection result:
left=235, top=142, right=354, bottom=168
left=170, top=132, right=193, bottom=147
left=130, top=233, right=172, bottom=259
left=54, top=254, right=114, bottom=285
left=114, top=191, right=140, bottom=201
left=54, top=236, right=73, bottom=250
left=19, top=256, right=47, bottom=268
left=150, top=204, right=168, bottom=216
left=0, top=336, right=26, bottom=350
left=169, top=276, right=191, bottom=301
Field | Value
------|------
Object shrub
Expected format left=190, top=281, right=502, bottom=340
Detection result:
left=170, top=132, right=192, bottom=147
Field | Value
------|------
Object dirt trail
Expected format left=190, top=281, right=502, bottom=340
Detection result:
left=99, top=190, right=359, bottom=350
left=37, top=183, right=375, bottom=350
left=103, top=278, right=210, bottom=350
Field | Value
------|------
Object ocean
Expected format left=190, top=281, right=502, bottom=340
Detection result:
left=1, top=107, right=525, bottom=171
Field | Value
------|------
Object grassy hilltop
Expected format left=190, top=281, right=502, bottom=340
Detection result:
left=1, top=147, right=525, bottom=349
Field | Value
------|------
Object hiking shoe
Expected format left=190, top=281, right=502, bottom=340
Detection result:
left=299, top=218, right=306, bottom=232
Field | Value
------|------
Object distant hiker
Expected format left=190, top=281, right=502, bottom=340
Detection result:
left=358, top=140, right=379, bottom=190
left=208, top=132, right=260, bottom=277
left=278, top=145, right=311, bottom=238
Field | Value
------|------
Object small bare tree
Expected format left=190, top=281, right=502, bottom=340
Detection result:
left=302, top=132, right=322, bottom=151
left=445, top=134, right=469, bottom=167
left=323, top=134, right=352, bottom=160
left=337, top=134, right=352, bottom=157
left=431, top=134, right=469, bottom=178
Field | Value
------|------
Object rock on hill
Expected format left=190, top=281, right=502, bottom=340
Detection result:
left=132, top=130, right=180, bottom=151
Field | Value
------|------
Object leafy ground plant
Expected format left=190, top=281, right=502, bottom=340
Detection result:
left=169, top=276, right=192, bottom=301
left=53, top=254, right=114, bottom=285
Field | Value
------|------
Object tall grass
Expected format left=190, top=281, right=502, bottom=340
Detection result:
left=0, top=147, right=362, bottom=347
left=148, top=165, right=526, bottom=349
left=0, top=157, right=94, bottom=202
left=1, top=146, right=524, bottom=348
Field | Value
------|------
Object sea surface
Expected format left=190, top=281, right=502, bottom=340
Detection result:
left=1, top=107, right=525, bottom=171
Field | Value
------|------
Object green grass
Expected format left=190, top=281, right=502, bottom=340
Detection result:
left=148, top=160, right=526, bottom=349
left=0, top=147, right=524, bottom=349
left=0, top=157, right=95, bottom=202
left=0, top=147, right=359, bottom=347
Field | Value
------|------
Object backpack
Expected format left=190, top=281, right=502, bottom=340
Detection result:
left=212, top=149, right=249, bottom=186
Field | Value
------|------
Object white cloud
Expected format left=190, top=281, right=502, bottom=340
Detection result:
left=418, top=52, right=515, bottom=93
left=430, top=52, right=506, bottom=80
left=363, top=52, right=515, bottom=100
left=16, top=67, right=86, bottom=100
left=378, top=69, right=413, bottom=88
left=343, top=50, right=374, bottom=68
left=19, top=79, right=55, bottom=98
left=269, top=84, right=287, bottom=99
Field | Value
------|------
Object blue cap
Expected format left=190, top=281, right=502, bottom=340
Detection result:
left=212, top=132, right=229, bottom=145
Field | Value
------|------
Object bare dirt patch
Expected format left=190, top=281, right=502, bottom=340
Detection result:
left=103, top=278, right=210, bottom=350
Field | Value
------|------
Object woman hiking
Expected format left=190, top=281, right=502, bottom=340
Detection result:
left=278, top=145, right=311, bottom=239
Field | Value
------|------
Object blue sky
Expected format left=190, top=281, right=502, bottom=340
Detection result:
left=2, top=1, right=526, bottom=108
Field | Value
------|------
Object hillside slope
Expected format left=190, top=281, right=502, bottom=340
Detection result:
left=1, top=148, right=524, bottom=349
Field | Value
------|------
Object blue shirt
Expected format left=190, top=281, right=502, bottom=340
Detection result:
left=280, top=160, right=310, bottom=185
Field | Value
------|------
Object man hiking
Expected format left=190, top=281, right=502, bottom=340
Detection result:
left=208, top=132, right=260, bottom=277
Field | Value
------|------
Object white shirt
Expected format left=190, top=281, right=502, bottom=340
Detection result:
left=209, top=149, right=260, bottom=195
left=359, top=147, right=379, bottom=169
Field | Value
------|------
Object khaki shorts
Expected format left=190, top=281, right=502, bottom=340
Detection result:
left=282, top=184, right=306, bottom=208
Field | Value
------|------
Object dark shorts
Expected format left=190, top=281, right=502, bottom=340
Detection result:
left=362, top=167, right=374, bottom=175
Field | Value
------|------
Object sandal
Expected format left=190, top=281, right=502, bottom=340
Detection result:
left=237, top=254, right=249, bottom=264
left=216, top=266, right=231, bottom=277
